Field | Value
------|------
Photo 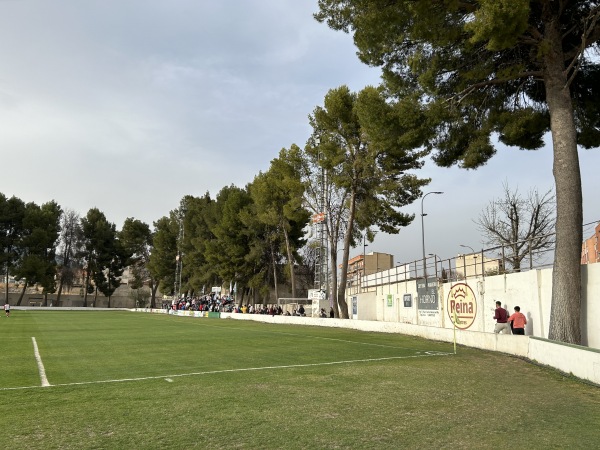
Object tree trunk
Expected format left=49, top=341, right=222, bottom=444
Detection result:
left=282, top=225, right=296, bottom=298
left=4, top=268, right=8, bottom=304
left=16, top=282, right=27, bottom=306
left=151, top=282, right=158, bottom=309
left=544, top=22, right=582, bottom=344
left=336, top=192, right=357, bottom=319
left=83, top=271, right=90, bottom=307
left=336, top=230, right=351, bottom=319
left=329, top=240, right=340, bottom=318
left=56, top=274, right=64, bottom=304
left=271, top=243, right=279, bottom=303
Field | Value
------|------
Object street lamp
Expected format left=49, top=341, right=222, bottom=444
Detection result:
left=459, top=244, right=478, bottom=277
left=363, top=232, right=368, bottom=271
left=421, top=191, right=443, bottom=282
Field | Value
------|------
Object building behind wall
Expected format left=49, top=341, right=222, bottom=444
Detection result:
left=456, top=253, right=503, bottom=278
left=581, top=222, right=600, bottom=264
left=345, top=252, right=394, bottom=296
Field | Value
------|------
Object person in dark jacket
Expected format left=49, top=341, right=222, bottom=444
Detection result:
left=493, top=301, right=511, bottom=334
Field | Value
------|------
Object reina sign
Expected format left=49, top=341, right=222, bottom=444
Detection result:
left=446, top=283, right=477, bottom=330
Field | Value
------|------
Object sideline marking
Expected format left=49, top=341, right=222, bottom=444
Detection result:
left=31, top=337, right=51, bottom=387
left=0, top=351, right=452, bottom=391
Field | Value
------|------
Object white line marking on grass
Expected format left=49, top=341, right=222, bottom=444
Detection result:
left=0, top=351, right=452, bottom=391
left=31, top=337, right=51, bottom=387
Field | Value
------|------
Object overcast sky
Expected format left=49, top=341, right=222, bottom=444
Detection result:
left=1, top=1, right=599, bottom=266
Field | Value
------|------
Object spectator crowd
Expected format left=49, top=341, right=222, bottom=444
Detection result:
left=162, top=293, right=323, bottom=317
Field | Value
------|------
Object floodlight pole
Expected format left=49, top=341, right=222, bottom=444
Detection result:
left=421, top=191, right=443, bottom=285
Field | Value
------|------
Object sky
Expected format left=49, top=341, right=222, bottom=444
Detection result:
left=1, top=1, right=599, bottom=266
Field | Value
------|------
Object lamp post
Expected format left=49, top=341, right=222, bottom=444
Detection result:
left=362, top=232, right=368, bottom=284
left=421, top=191, right=443, bottom=282
left=459, top=244, right=477, bottom=277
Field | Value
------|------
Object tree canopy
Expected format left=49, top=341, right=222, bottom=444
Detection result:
left=81, top=208, right=125, bottom=306
left=305, top=85, right=429, bottom=317
left=250, top=146, right=311, bottom=299
left=13, top=201, right=62, bottom=305
left=316, top=0, right=600, bottom=343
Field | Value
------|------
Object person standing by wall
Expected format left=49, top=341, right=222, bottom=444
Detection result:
left=508, top=306, right=527, bottom=335
left=4, top=302, right=10, bottom=317
left=493, top=301, right=511, bottom=334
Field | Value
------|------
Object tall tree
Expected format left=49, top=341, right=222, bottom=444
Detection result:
left=56, top=209, right=84, bottom=304
left=81, top=208, right=123, bottom=307
left=119, top=218, right=155, bottom=306
left=94, top=234, right=126, bottom=307
left=316, top=0, right=600, bottom=343
left=13, top=201, right=62, bottom=306
left=302, top=138, right=351, bottom=318
left=0, top=195, right=26, bottom=304
left=239, top=194, right=280, bottom=304
left=179, top=194, right=218, bottom=296
left=250, top=146, right=311, bottom=299
left=204, top=185, right=255, bottom=300
left=477, top=183, right=555, bottom=271
left=147, top=216, right=178, bottom=299
left=305, top=86, right=428, bottom=318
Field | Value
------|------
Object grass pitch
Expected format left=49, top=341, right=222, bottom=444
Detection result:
left=0, top=311, right=599, bottom=449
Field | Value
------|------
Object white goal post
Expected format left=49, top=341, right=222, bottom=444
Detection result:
left=277, top=298, right=313, bottom=316
left=277, top=294, right=330, bottom=317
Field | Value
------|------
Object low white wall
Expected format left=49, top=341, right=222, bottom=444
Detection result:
left=220, top=313, right=600, bottom=385
left=528, top=338, right=600, bottom=384
left=12, top=306, right=131, bottom=312
left=354, top=263, right=600, bottom=350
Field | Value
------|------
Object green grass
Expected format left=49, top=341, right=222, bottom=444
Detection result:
left=0, top=311, right=599, bottom=449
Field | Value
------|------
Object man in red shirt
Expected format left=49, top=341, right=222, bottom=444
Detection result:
left=493, top=301, right=511, bottom=334
left=508, top=306, right=527, bottom=335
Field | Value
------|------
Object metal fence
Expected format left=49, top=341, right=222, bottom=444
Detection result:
left=360, top=220, right=597, bottom=288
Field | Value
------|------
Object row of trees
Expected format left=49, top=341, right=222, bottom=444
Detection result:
left=0, top=194, right=152, bottom=307
left=1, top=81, right=434, bottom=316
left=0, top=146, right=313, bottom=308
left=0, top=84, right=565, bottom=322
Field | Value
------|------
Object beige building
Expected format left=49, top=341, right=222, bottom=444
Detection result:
left=345, top=252, right=394, bottom=296
left=456, top=253, right=503, bottom=279
left=581, top=223, right=600, bottom=264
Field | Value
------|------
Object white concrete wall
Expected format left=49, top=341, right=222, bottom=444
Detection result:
left=480, top=270, right=546, bottom=336
left=528, top=338, right=600, bottom=383
left=582, top=264, right=600, bottom=348
left=352, top=263, right=600, bottom=349
left=356, top=292, right=377, bottom=320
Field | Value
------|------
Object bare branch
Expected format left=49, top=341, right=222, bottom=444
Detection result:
left=475, top=181, right=555, bottom=270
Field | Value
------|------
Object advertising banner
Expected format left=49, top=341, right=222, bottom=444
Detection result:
left=417, top=277, right=438, bottom=311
